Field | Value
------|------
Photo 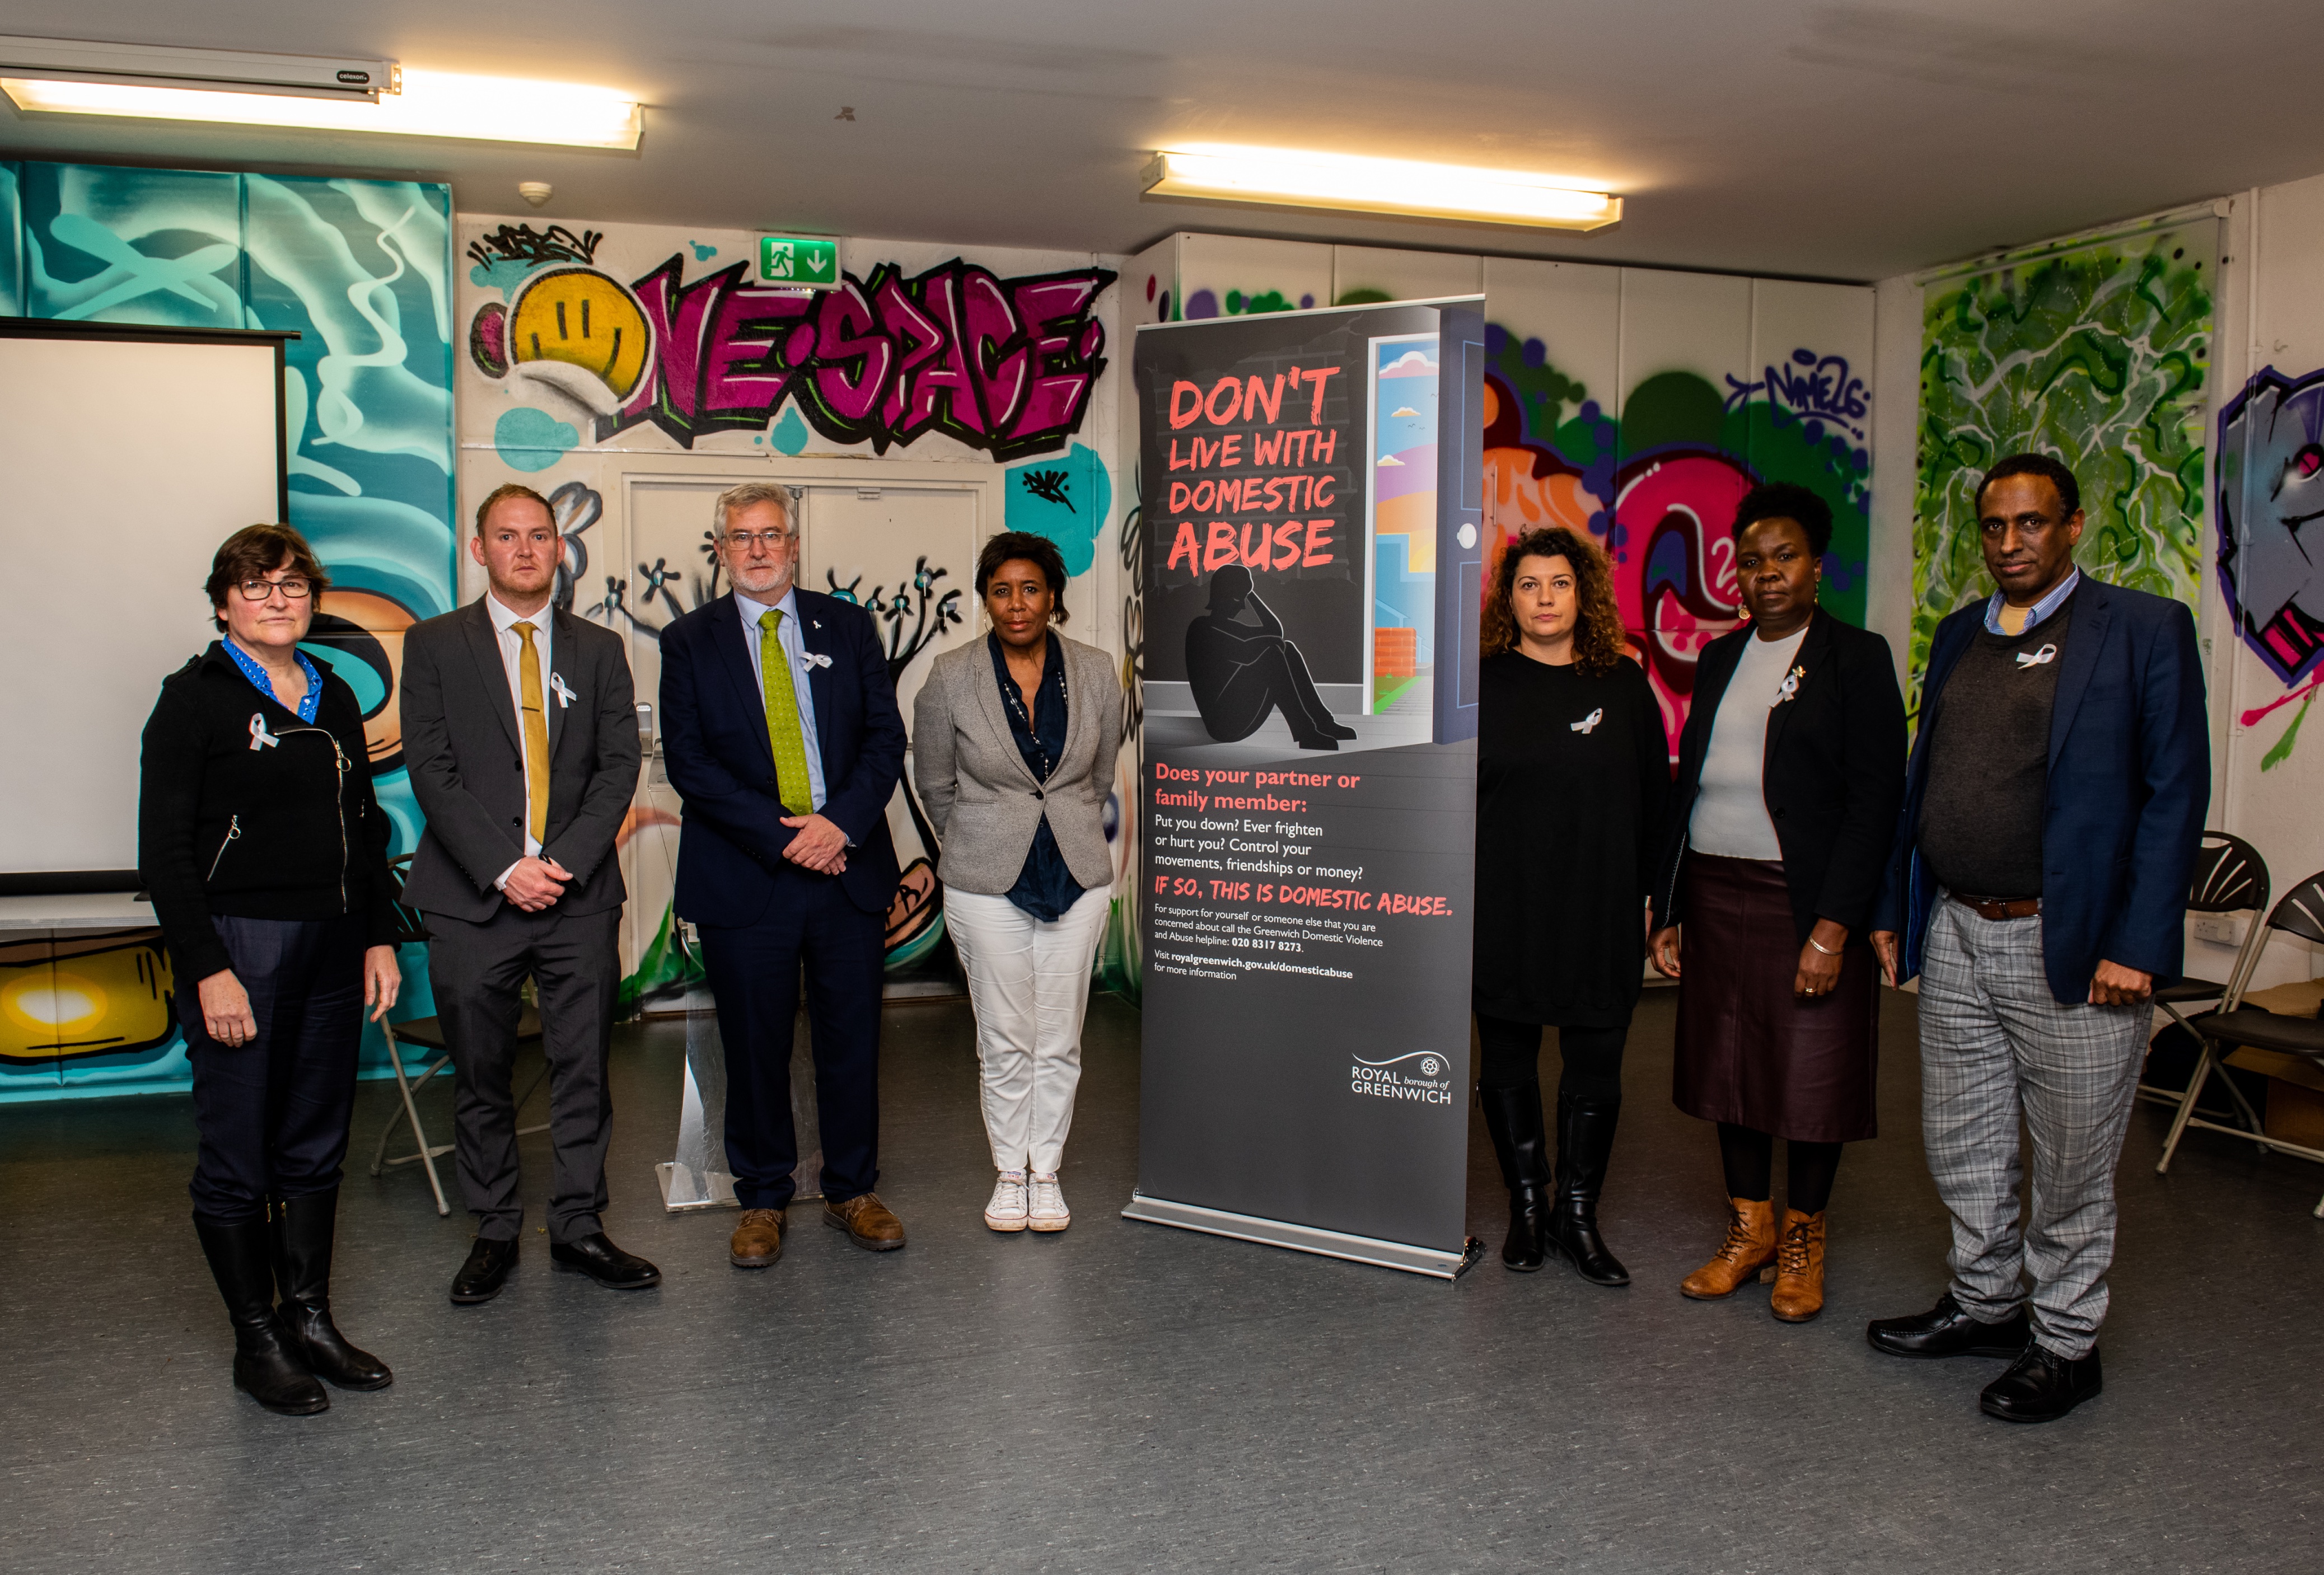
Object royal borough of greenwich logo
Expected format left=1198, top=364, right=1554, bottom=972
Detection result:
left=1349, top=1049, right=1455, bottom=1105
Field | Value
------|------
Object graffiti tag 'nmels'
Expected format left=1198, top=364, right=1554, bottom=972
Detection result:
left=472, top=252, right=1115, bottom=461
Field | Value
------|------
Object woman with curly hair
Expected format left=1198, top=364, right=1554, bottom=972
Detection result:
left=1472, top=526, right=1668, bottom=1283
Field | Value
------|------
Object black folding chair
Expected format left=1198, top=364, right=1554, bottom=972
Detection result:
left=2157, top=869, right=2324, bottom=1217
left=2135, top=831, right=2271, bottom=1121
left=368, top=855, right=549, bottom=1216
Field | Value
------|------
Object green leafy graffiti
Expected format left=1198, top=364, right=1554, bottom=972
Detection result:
left=1913, top=226, right=2214, bottom=716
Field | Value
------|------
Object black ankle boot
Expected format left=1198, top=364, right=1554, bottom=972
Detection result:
left=272, top=1189, right=392, bottom=1391
left=1478, top=1081, right=1552, bottom=1272
left=194, top=1214, right=328, bottom=1415
left=1547, top=1092, right=1630, bottom=1287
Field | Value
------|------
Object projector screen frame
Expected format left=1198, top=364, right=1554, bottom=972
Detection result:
left=0, top=316, right=297, bottom=897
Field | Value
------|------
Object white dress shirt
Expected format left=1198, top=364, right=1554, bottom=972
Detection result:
left=485, top=590, right=556, bottom=885
left=732, top=583, right=829, bottom=812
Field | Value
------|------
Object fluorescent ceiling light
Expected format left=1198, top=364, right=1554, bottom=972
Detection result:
left=0, top=35, right=394, bottom=100
left=1143, top=146, right=1620, bottom=232
left=2, top=68, right=643, bottom=149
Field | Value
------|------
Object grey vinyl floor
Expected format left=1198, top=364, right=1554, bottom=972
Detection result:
left=2, top=987, right=2320, bottom=1574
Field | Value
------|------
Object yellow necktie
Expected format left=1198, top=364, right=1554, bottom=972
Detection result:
left=513, top=621, right=550, bottom=845
left=759, top=609, right=815, bottom=816
left=1997, top=602, right=2030, bottom=636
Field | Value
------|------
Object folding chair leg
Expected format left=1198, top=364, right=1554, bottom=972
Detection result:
left=2157, top=1045, right=2216, bottom=1174
left=2219, top=1071, right=2270, bottom=1155
left=373, top=1029, right=451, bottom=1217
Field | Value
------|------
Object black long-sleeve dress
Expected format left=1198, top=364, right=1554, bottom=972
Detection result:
left=1472, top=650, right=1670, bottom=1028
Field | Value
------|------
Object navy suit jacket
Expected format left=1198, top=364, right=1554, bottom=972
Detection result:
left=659, top=588, right=905, bottom=926
left=1872, top=578, right=2209, bottom=1004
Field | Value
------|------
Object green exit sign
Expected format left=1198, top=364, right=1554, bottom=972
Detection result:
left=758, top=235, right=840, bottom=289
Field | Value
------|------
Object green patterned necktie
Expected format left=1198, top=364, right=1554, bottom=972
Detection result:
left=757, top=608, right=815, bottom=815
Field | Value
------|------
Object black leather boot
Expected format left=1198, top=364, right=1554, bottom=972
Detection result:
left=272, top=1190, right=392, bottom=1391
left=1478, top=1081, right=1551, bottom=1272
left=1547, top=1091, right=1630, bottom=1287
left=194, top=1214, right=328, bottom=1415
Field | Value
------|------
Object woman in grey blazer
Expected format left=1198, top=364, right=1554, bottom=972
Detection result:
left=914, top=532, right=1123, bottom=1234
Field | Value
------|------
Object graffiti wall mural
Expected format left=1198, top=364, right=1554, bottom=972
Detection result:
left=1476, top=329, right=1872, bottom=751
left=458, top=218, right=1125, bottom=1010
left=0, top=161, right=458, bottom=1103
left=466, top=222, right=1111, bottom=461
left=1914, top=221, right=2215, bottom=716
left=2218, top=363, right=2324, bottom=769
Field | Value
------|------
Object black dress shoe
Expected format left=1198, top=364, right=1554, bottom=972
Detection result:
left=450, top=1237, right=519, bottom=1305
left=550, top=1232, right=662, bottom=1290
left=1980, top=1344, right=2102, bottom=1423
left=1866, top=1292, right=2032, bottom=1359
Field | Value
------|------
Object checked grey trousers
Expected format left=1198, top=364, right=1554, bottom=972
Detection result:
left=1916, top=897, right=2152, bottom=1359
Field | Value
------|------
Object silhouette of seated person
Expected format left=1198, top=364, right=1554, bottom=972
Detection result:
left=1184, top=565, right=1359, bottom=751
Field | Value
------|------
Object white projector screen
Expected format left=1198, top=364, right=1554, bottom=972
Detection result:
left=0, top=324, right=287, bottom=886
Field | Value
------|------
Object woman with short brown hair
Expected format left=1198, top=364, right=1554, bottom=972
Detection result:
left=1472, top=526, right=1668, bottom=1283
left=141, top=523, right=403, bottom=1414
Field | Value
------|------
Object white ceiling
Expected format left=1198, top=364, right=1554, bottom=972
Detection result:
left=3, top=1, right=2321, bottom=282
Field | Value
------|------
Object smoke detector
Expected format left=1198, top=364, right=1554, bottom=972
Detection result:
left=518, top=181, right=553, bottom=208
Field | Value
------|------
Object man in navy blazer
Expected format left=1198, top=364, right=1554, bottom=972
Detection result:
left=658, top=481, right=908, bottom=1267
left=1867, top=454, right=2208, bottom=1424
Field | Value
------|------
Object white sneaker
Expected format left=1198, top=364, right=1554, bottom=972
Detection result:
left=984, top=1170, right=1029, bottom=1232
left=1027, top=1171, right=1070, bottom=1232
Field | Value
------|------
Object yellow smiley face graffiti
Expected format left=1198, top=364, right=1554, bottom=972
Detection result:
left=506, top=268, right=652, bottom=409
left=0, top=932, right=176, bottom=1063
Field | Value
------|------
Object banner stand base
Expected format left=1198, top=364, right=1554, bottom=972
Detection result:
left=1123, top=1192, right=1484, bottom=1281
left=655, top=1161, right=738, bottom=1213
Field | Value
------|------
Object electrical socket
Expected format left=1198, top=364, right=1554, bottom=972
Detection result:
left=2192, top=915, right=2243, bottom=946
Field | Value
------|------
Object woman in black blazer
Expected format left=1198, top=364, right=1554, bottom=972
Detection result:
left=1648, top=484, right=1905, bottom=1323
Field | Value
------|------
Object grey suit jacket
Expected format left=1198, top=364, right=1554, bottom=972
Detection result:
left=914, top=633, right=1123, bottom=897
left=398, top=598, right=641, bottom=922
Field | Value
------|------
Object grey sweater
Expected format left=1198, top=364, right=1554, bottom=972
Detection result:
left=1916, top=594, right=2075, bottom=899
left=912, top=634, right=1124, bottom=896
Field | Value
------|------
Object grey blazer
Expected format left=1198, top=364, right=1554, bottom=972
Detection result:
left=914, top=633, right=1123, bottom=897
left=398, top=598, right=641, bottom=922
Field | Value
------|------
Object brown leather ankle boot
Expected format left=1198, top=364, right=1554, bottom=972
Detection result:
left=1769, top=1208, right=1826, bottom=1323
left=1679, top=1197, right=1777, bottom=1300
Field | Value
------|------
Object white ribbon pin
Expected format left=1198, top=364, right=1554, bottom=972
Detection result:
left=2016, top=644, right=2059, bottom=669
left=248, top=713, right=279, bottom=751
left=1776, top=665, right=1805, bottom=704
left=800, top=651, right=833, bottom=670
left=1570, top=707, right=1604, bottom=735
left=549, top=671, right=578, bottom=709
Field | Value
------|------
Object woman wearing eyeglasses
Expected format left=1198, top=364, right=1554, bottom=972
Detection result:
left=138, top=524, right=403, bottom=1415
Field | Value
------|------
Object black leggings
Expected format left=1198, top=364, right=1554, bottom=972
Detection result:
left=1717, top=1123, right=1843, bottom=1216
left=1474, top=1014, right=1625, bottom=1101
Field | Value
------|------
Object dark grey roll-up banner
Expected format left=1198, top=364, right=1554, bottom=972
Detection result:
left=1125, top=298, right=1485, bottom=1279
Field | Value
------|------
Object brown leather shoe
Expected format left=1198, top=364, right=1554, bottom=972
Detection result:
left=824, top=1192, right=906, bottom=1251
left=1769, top=1208, right=1827, bottom=1323
left=730, top=1208, right=786, bottom=1269
left=1680, top=1196, right=1778, bottom=1300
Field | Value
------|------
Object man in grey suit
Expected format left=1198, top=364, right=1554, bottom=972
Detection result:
left=399, top=482, right=659, bottom=1302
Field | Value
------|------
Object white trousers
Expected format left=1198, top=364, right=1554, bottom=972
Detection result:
left=944, top=882, right=1112, bottom=1173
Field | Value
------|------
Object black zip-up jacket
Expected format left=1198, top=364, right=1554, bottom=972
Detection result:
left=138, top=642, right=399, bottom=982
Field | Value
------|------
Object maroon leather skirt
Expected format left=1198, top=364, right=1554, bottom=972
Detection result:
left=1671, top=853, right=1878, bottom=1143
